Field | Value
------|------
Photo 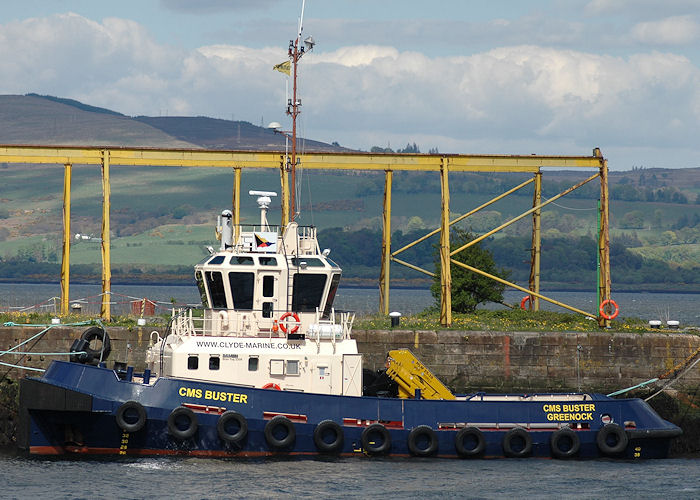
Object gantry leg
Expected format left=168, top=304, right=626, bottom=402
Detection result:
left=597, top=153, right=611, bottom=327
left=100, top=150, right=111, bottom=321
left=60, top=163, right=72, bottom=316
left=379, top=169, right=393, bottom=315
left=529, top=171, right=542, bottom=311
left=439, top=159, right=452, bottom=326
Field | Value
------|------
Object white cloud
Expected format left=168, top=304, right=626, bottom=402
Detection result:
left=631, top=16, right=700, bottom=45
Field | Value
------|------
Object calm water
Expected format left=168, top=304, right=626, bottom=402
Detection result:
left=1, top=283, right=698, bottom=326
left=1, top=452, right=699, bottom=499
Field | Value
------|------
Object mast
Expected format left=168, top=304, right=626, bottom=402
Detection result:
left=286, top=0, right=314, bottom=222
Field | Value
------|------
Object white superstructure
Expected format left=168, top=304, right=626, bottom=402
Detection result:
left=146, top=192, right=360, bottom=396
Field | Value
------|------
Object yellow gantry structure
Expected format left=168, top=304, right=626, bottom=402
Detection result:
left=0, top=145, right=611, bottom=326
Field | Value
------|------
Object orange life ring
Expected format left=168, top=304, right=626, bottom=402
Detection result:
left=262, top=383, right=282, bottom=391
left=599, top=299, right=619, bottom=320
left=279, top=312, right=301, bottom=334
left=520, top=296, right=532, bottom=310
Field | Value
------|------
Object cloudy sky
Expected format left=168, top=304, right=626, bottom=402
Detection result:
left=1, top=0, right=699, bottom=170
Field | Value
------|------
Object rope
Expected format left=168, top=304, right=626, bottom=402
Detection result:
left=607, top=378, right=659, bottom=397
left=645, top=356, right=700, bottom=402
left=0, top=361, right=45, bottom=372
left=0, top=350, right=88, bottom=356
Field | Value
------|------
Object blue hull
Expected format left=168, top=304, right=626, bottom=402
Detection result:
left=19, top=361, right=681, bottom=459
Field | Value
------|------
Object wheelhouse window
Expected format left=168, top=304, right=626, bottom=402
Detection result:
left=209, top=356, right=220, bottom=370
left=291, top=257, right=325, bottom=267
left=248, top=357, right=259, bottom=371
left=230, top=256, right=254, bottom=266
left=205, top=271, right=227, bottom=309
left=259, top=257, right=278, bottom=266
left=187, top=355, right=199, bottom=370
left=322, top=273, right=341, bottom=318
left=229, top=272, right=254, bottom=309
left=207, top=255, right=226, bottom=265
left=292, top=274, right=327, bottom=312
left=195, top=271, right=209, bottom=308
left=262, top=276, right=275, bottom=297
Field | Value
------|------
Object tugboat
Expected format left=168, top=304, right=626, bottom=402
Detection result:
left=17, top=1, right=681, bottom=459
left=18, top=191, right=682, bottom=459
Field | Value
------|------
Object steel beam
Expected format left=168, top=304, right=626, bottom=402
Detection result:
left=60, top=163, right=71, bottom=316
left=379, top=170, right=393, bottom=315
left=100, top=150, right=111, bottom=321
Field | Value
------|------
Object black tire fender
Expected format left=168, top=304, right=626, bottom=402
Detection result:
left=361, top=423, right=391, bottom=456
left=503, top=427, right=532, bottom=458
left=313, top=420, right=344, bottom=454
left=407, top=425, right=438, bottom=457
left=264, top=415, right=296, bottom=449
left=455, top=426, right=486, bottom=457
left=115, top=400, right=147, bottom=433
left=550, top=427, right=580, bottom=459
left=167, top=407, right=198, bottom=440
left=596, top=423, right=628, bottom=456
left=216, top=411, right=248, bottom=444
left=80, top=326, right=112, bottom=361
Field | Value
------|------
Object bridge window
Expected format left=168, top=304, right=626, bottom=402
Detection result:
left=187, top=355, right=199, bottom=370
left=205, top=271, right=227, bottom=308
left=229, top=272, right=254, bottom=309
left=292, top=274, right=327, bottom=312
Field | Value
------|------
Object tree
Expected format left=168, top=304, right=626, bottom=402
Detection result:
left=430, top=229, right=509, bottom=313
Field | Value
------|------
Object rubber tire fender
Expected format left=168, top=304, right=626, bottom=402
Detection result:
left=502, top=427, right=533, bottom=458
left=115, top=400, right=147, bottom=433
left=455, top=426, right=486, bottom=457
left=596, top=423, right=628, bottom=456
left=549, top=427, right=580, bottom=459
left=361, top=423, right=391, bottom=456
left=216, top=411, right=248, bottom=444
left=313, top=420, right=344, bottom=454
left=80, top=326, right=112, bottom=361
left=167, top=407, right=198, bottom=440
left=264, top=415, right=296, bottom=449
left=407, top=425, right=438, bottom=457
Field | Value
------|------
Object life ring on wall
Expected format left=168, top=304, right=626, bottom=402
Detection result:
left=217, top=411, right=248, bottom=444
left=455, top=426, right=486, bottom=457
left=115, top=400, right=147, bottom=433
left=361, top=423, right=391, bottom=456
left=167, top=407, right=198, bottom=440
left=520, top=296, right=532, bottom=310
left=278, top=312, right=301, bottom=334
left=264, top=415, right=296, bottom=449
left=599, top=299, right=620, bottom=320
left=550, top=427, right=580, bottom=459
left=262, top=383, right=282, bottom=391
left=596, top=423, right=628, bottom=456
left=407, top=425, right=438, bottom=457
left=313, top=420, right=344, bottom=454
left=502, top=427, right=532, bottom=458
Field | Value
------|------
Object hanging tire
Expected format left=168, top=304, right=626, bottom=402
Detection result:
left=550, top=427, right=580, bottom=459
left=115, top=401, right=147, bottom=433
left=264, top=415, right=296, bottom=449
left=407, top=425, right=438, bottom=457
left=313, top=420, right=344, bottom=454
left=596, top=423, right=628, bottom=456
left=503, top=427, right=532, bottom=458
left=361, top=423, right=391, bottom=456
left=217, top=411, right=248, bottom=444
left=167, top=407, right=198, bottom=440
left=455, top=426, right=486, bottom=457
left=80, top=326, right=112, bottom=361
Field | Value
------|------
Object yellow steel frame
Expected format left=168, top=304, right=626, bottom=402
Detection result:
left=0, top=145, right=609, bottom=324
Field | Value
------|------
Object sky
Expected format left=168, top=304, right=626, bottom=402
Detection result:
left=1, top=0, right=699, bottom=170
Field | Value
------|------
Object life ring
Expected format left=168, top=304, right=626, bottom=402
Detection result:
left=502, top=427, right=532, bottom=458
left=455, top=426, right=486, bottom=457
left=264, top=415, right=296, bottom=449
left=520, top=296, right=532, bottom=310
left=407, top=425, right=438, bottom=457
left=217, top=411, right=248, bottom=444
left=115, top=400, right=147, bottom=433
left=313, top=420, right=344, bottom=454
left=550, top=427, right=580, bottom=459
left=278, top=312, right=301, bottom=334
left=80, top=326, right=112, bottom=361
left=262, top=383, right=282, bottom=391
left=596, top=423, right=628, bottom=456
left=361, top=423, right=391, bottom=456
left=599, top=299, right=620, bottom=320
left=167, top=407, right=198, bottom=440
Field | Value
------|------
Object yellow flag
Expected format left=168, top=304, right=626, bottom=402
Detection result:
left=273, top=60, right=291, bottom=76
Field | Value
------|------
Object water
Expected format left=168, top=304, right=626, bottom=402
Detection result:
left=0, top=452, right=698, bottom=499
left=1, top=283, right=698, bottom=326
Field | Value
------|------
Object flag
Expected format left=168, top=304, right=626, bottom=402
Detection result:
left=273, top=60, right=291, bottom=76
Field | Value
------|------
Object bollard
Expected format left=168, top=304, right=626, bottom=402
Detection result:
left=389, top=311, right=402, bottom=327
